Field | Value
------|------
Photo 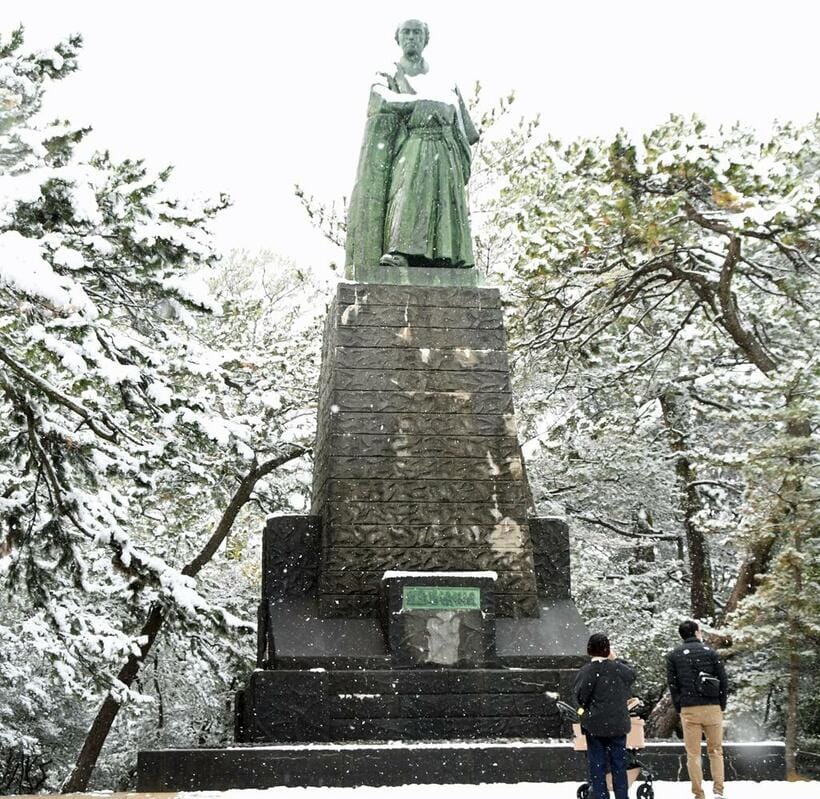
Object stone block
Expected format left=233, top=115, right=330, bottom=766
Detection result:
left=312, top=284, right=540, bottom=619
left=326, top=454, right=525, bottom=481
left=137, top=740, right=786, bottom=790
left=322, top=522, right=529, bottom=549
left=238, top=670, right=329, bottom=743
left=328, top=432, right=521, bottom=460
left=350, top=264, right=481, bottom=287
left=322, top=547, right=535, bottom=574
left=334, top=346, right=509, bottom=372
left=495, top=598, right=589, bottom=666
left=319, top=594, right=380, bottom=617
left=261, top=515, right=320, bottom=600
left=494, top=593, right=541, bottom=618
left=327, top=389, right=515, bottom=414
left=324, top=501, right=527, bottom=527
left=529, top=517, right=571, bottom=599
left=336, top=283, right=500, bottom=308
left=324, top=478, right=529, bottom=506
left=335, top=325, right=506, bottom=350
left=328, top=715, right=555, bottom=740
left=327, top=668, right=563, bottom=695
left=264, top=596, right=387, bottom=664
left=330, top=410, right=516, bottom=436
left=331, top=369, right=511, bottom=393
left=336, top=303, right=503, bottom=329
left=319, top=569, right=536, bottom=597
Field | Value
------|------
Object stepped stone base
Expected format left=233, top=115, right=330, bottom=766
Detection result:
left=235, top=667, right=573, bottom=744
left=136, top=741, right=786, bottom=790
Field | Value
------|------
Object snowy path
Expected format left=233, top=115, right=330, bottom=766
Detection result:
left=187, top=781, right=814, bottom=798
left=14, top=782, right=819, bottom=799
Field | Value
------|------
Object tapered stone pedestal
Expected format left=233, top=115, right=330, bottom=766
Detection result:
left=311, top=283, right=540, bottom=618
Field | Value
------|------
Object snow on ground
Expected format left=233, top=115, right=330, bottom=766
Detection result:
left=10, top=783, right=820, bottom=799
left=179, top=782, right=816, bottom=799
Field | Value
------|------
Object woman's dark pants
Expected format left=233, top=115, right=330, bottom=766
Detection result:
left=585, top=732, right=628, bottom=799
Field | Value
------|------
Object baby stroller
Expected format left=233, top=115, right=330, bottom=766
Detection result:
left=557, top=698, right=656, bottom=799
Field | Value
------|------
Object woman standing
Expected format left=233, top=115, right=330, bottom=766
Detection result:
left=574, top=633, right=637, bottom=799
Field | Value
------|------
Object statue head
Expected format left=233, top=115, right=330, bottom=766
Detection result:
left=395, top=19, right=429, bottom=58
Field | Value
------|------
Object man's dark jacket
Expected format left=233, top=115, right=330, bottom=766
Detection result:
left=666, top=637, right=728, bottom=712
left=573, top=658, right=637, bottom=737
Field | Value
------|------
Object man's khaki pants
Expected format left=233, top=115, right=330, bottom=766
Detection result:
left=680, top=705, right=725, bottom=798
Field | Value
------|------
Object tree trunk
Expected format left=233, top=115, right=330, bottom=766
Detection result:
left=721, top=534, right=775, bottom=618
left=660, top=387, right=715, bottom=619
left=784, top=520, right=804, bottom=780
left=720, top=413, right=811, bottom=622
left=785, top=646, right=800, bottom=779
left=61, top=604, right=166, bottom=792
left=646, top=688, right=679, bottom=739
left=705, top=239, right=811, bottom=620
left=61, top=447, right=306, bottom=793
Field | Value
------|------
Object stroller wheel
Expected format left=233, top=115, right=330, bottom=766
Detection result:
left=636, top=783, right=654, bottom=799
left=576, top=783, right=590, bottom=799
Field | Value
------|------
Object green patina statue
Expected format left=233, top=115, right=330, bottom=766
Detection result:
left=345, top=19, right=480, bottom=282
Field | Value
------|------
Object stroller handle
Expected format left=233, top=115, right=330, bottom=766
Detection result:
left=556, top=700, right=583, bottom=722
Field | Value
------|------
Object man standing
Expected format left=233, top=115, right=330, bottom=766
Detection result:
left=666, top=620, right=729, bottom=799
left=574, top=633, right=636, bottom=799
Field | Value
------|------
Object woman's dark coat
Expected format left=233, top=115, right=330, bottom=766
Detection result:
left=573, top=658, right=637, bottom=737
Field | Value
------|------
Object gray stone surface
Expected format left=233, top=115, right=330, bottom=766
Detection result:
left=325, top=455, right=525, bottom=480
left=267, top=596, right=387, bottom=659
left=336, top=304, right=502, bottom=329
left=335, top=326, right=506, bottom=350
left=323, top=523, right=530, bottom=548
left=324, top=478, right=529, bottom=505
left=327, top=390, right=515, bottom=414
left=138, top=742, right=787, bottom=790
left=350, top=265, right=480, bottom=286
left=332, top=369, right=511, bottom=393
left=328, top=432, right=522, bottom=459
left=331, top=410, right=515, bottom=434
left=334, top=346, right=510, bottom=372
left=262, top=516, right=320, bottom=600
left=322, top=547, right=534, bottom=573
left=496, top=598, right=589, bottom=660
left=239, top=670, right=329, bottom=743
left=312, top=283, right=542, bottom=618
left=530, top=516, right=572, bottom=599
left=320, top=569, right=536, bottom=596
left=337, top=283, right=500, bottom=308
left=325, top=501, right=527, bottom=526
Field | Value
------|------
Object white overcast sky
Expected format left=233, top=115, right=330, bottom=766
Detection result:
left=2, top=0, right=818, bottom=268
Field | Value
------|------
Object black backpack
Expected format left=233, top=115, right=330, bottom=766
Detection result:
left=697, top=670, right=720, bottom=698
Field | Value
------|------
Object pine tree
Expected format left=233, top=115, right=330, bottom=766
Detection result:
left=0, top=30, right=318, bottom=790
left=491, top=113, right=819, bottom=751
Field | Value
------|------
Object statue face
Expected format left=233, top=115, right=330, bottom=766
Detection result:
left=396, top=20, right=427, bottom=58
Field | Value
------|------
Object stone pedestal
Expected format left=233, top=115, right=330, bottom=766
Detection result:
left=236, top=283, right=590, bottom=751
left=138, top=281, right=593, bottom=790
left=311, top=283, right=539, bottom=618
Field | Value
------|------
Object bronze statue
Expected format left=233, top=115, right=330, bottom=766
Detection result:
left=346, top=19, right=479, bottom=278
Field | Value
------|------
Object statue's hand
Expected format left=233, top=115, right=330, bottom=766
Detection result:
left=371, top=84, right=415, bottom=113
